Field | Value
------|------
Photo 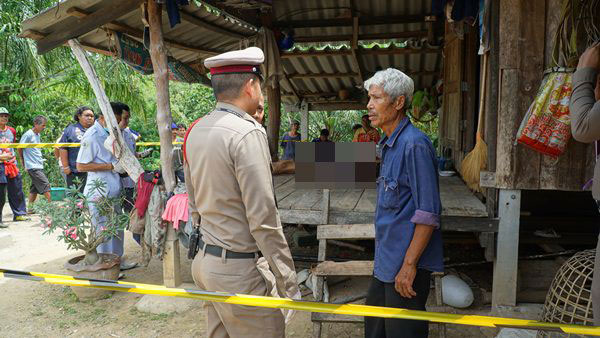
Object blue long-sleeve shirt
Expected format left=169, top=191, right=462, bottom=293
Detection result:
left=374, top=117, right=444, bottom=283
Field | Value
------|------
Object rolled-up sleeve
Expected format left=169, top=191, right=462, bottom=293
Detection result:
left=405, top=143, right=441, bottom=228
left=234, top=130, right=299, bottom=299
left=570, top=68, right=600, bottom=143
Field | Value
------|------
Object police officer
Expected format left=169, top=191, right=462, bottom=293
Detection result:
left=76, top=112, right=136, bottom=270
left=184, top=47, right=299, bottom=338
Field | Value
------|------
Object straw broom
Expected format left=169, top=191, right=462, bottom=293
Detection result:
left=460, top=52, right=488, bottom=192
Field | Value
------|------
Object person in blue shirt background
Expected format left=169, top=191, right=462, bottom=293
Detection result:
left=19, top=115, right=51, bottom=210
left=311, top=128, right=332, bottom=142
left=59, top=106, right=95, bottom=193
left=280, top=120, right=301, bottom=160
left=363, top=68, right=443, bottom=338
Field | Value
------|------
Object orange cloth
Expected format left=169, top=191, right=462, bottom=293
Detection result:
left=353, top=128, right=381, bottom=143
left=3, top=158, right=18, bottom=178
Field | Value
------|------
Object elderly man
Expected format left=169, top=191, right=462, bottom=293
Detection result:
left=76, top=111, right=136, bottom=271
left=19, top=115, right=51, bottom=208
left=363, top=69, right=443, bottom=338
left=184, top=47, right=299, bottom=338
left=570, top=43, right=600, bottom=326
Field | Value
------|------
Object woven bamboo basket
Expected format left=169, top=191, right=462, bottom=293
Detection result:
left=538, top=250, right=595, bottom=337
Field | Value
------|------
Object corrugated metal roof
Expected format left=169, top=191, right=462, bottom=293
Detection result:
left=20, top=0, right=257, bottom=64
left=273, top=0, right=442, bottom=105
left=20, top=0, right=443, bottom=109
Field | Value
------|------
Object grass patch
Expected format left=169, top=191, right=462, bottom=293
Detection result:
left=129, top=308, right=173, bottom=322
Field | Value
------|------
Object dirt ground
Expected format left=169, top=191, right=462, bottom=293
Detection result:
left=0, top=206, right=504, bottom=337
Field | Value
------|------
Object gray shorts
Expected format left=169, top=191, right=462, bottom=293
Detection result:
left=28, top=169, right=50, bottom=195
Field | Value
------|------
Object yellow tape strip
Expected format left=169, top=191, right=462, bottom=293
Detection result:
left=0, top=142, right=183, bottom=149
left=1, top=268, right=598, bottom=335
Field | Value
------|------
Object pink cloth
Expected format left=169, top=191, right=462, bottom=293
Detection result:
left=161, top=193, right=189, bottom=230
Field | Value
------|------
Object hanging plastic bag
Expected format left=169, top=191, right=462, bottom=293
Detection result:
left=516, top=69, right=573, bottom=157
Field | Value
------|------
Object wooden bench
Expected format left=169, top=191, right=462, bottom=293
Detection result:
left=312, top=223, right=446, bottom=337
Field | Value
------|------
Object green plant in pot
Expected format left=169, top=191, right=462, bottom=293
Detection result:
left=36, top=179, right=129, bottom=300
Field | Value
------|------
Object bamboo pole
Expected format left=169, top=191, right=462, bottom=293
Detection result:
left=68, top=39, right=143, bottom=182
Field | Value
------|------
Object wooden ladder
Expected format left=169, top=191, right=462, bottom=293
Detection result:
left=311, top=223, right=446, bottom=338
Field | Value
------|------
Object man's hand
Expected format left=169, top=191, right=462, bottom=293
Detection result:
left=62, top=166, right=72, bottom=175
left=395, top=262, right=417, bottom=298
left=578, top=43, right=600, bottom=70
left=112, top=160, right=126, bottom=174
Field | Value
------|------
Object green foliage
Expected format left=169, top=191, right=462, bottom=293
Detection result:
left=35, top=180, right=129, bottom=260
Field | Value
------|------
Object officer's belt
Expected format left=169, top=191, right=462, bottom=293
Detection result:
left=199, top=238, right=261, bottom=259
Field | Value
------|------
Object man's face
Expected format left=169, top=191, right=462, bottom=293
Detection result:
left=252, top=96, right=265, bottom=124
left=291, top=123, right=299, bottom=133
left=118, top=110, right=130, bottom=129
left=0, top=113, right=9, bottom=125
left=177, top=127, right=186, bottom=137
left=79, top=110, right=94, bottom=128
left=34, top=121, right=46, bottom=133
left=366, top=84, right=405, bottom=129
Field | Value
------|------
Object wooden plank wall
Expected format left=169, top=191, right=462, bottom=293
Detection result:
left=494, top=0, right=594, bottom=191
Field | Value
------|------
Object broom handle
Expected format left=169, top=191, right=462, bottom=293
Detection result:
left=476, top=52, right=489, bottom=136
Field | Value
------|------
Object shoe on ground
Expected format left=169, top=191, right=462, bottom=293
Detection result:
left=0, top=222, right=7, bottom=229
left=118, top=273, right=125, bottom=280
left=120, top=261, right=138, bottom=271
left=13, top=216, right=30, bottom=222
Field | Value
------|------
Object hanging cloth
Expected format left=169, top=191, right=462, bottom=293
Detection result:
left=165, top=0, right=189, bottom=28
left=254, top=27, right=283, bottom=89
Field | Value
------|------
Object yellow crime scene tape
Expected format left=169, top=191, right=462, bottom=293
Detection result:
left=0, top=142, right=183, bottom=149
left=1, top=268, right=599, bottom=335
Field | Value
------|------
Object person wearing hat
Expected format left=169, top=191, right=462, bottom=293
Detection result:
left=184, top=47, right=299, bottom=337
left=0, top=107, right=29, bottom=227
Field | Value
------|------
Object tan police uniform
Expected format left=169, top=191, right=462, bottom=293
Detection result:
left=184, top=47, right=299, bottom=338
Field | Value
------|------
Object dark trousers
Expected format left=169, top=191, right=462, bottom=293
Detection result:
left=66, top=172, right=87, bottom=193
left=365, top=270, right=432, bottom=338
left=0, top=174, right=27, bottom=221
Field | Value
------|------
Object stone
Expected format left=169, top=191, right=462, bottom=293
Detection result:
left=135, top=283, right=203, bottom=315
left=496, top=328, right=538, bottom=338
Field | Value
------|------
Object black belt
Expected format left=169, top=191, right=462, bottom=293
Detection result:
left=199, top=238, right=261, bottom=259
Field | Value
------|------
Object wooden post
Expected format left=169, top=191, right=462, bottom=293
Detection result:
left=485, top=0, right=499, bottom=218
left=267, top=84, right=282, bottom=161
left=68, top=39, right=143, bottom=182
left=300, top=103, right=309, bottom=141
left=492, top=189, right=521, bottom=308
left=147, top=0, right=175, bottom=193
left=147, top=0, right=180, bottom=287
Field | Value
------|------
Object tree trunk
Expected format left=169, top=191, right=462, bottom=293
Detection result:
left=148, top=0, right=175, bottom=193
left=84, top=248, right=100, bottom=265
left=267, top=84, right=281, bottom=161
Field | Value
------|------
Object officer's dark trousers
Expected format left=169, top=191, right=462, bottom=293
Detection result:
left=365, top=269, right=432, bottom=338
left=0, top=174, right=27, bottom=221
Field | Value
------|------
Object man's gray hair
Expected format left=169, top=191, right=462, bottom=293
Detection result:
left=33, top=115, right=47, bottom=125
left=363, top=68, right=414, bottom=107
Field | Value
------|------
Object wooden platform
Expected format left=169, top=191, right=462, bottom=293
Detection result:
left=274, top=174, right=496, bottom=231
